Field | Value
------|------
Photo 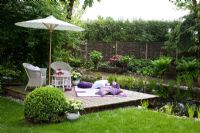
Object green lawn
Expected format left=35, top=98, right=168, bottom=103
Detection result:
left=0, top=97, right=199, bottom=133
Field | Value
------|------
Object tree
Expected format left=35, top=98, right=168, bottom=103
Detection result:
left=0, top=0, right=67, bottom=78
left=166, top=0, right=200, bottom=57
left=169, top=0, right=200, bottom=18
left=58, top=0, right=101, bottom=19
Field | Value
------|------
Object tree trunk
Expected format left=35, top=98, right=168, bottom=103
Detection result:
left=66, top=0, right=75, bottom=19
left=192, top=0, right=197, bottom=6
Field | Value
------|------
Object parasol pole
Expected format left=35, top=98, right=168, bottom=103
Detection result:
left=49, top=28, right=53, bottom=85
left=45, top=24, right=57, bottom=85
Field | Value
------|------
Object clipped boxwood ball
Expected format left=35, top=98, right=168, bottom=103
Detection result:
left=24, top=86, right=67, bottom=123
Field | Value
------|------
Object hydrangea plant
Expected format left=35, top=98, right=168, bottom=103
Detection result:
left=72, top=71, right=82, bottom=80
left=66, top=99, right=83, bottom=113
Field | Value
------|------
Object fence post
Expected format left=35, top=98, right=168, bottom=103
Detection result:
left=116, top=41, right=118, bottom=55
left=84, top=41, right=88, bottom=62
left=145, top=43, right=148, bottom=59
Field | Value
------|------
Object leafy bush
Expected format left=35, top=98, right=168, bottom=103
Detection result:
left=0, top=65, right=20, bottom=79
left=136, top=66, right=154, bottom=76
left=107, top=75, right=117, bottom=83
left=85, top=17, right=177, bottom=42
left=116, top=76, right=134, bottom=89
left=53, top=49, right=72, bottom=62
left=89, top=50, right=103, bottom=70
left=176, top=57, right=200, bottom=78
left=128, top=59, right=152, bottom=72
left=69, top=57, right=82, bottom=68
left=151, top=56, right=172, bottom=76
left=82, top=73, right=102, bottom=83
left=118, top=55, right=132, bottom=68
left=84, top=60, right=94, bottom=70
left=99, top=61, right=110, bottom=68
left=24, top=87, right=67, bottom=123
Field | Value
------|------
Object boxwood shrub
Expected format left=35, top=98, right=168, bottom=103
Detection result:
left=24, top=86, right=67, bottom=123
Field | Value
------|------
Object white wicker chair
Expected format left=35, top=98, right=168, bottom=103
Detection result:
left=51, top=61, right=72, bottom=72
left=51, top=61, right=72, bottom=88
left=23, top=63, right=47, bottom=91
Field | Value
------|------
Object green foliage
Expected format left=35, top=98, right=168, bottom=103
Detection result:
left=186, top=104, right=195, bottom=118
left=0, top=0, right=84, bottom=81
left=141, top=100, right=149, bottom=109
left=68, top=57, right=82, bottom=68
left=89, top=50, right=103, bottom=70
left=72, top=71, right=82, bottom=80
left=107, top=75, right=117, bottom=83
left=136, top=66, right=154, bottom=76
left=66, top=99, right=83, bottom=113
left=128, top=58, right=154, bottom=77
left=118, top=55, right=132, bottom=68
left=53, top=48, right=72, bottom=62
left=0, top=0, right=64, bottom=68
left=99, top=61, right=110, bottom=68
left=198, top=108, right=200, bottom=118
left=85, top=17, right=177, bottom=42
left=159, top=103, right=173, bottom=115
left=147, top=79, right=157, bottom=92
left=151, top=56, right=172, bottom=76
left=153, top=80, right=166, bottom=98
left=170, top=0, right=198, bottom=12
left=165, top=12, right=200, bottom=54
left=82, top=73, right=102, bottom=83
left=84, top=60, right=95, bottom=70
left=167, top=80, right=175, bottom=99
left=116, top=76, right=134, bottom=89
left=182, top=74, right=193, bottom=99
left=176, top=57, right=200, bottom=78
left=0, top=65, right=20, bottom=79
left=175, top=76, right=189, bottom=102
left=24, top=86, right=67, bottom=123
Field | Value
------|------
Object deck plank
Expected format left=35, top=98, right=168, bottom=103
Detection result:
left=5, top=86, right=158, bottom=113
left=64, top=87, right=157, bottom=109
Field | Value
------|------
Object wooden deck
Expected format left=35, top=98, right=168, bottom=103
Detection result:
left=5, top=86, right=158, bottom=114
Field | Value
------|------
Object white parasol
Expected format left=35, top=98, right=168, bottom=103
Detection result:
left=15, top=15, right=84, bottom=85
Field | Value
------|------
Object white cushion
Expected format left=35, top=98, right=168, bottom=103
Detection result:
left=26, top=64, right=40, bottom=71
left=91, top=80, right=108, bottom=89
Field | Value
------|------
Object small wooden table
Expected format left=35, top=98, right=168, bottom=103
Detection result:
left=52, top=74, right=71, bottom=91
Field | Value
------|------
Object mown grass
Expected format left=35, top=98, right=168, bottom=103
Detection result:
left=0, top=97, right=200, bottom=133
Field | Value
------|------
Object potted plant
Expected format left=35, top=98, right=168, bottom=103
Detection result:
left=66, top=99, right=83, bottom=120
left=71, top=71, right=82, bottom=86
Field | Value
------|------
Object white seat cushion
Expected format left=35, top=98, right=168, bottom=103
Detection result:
left=91, top=80, right=108, bottom=89
left=26, top=64, right=40, bottom=71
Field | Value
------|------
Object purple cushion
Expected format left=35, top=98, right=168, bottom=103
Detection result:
left=109, top=88, right=122, bottom=95
left=96, top=89, right=109, bottom=96
left=78, top=82, right=93, bottom=88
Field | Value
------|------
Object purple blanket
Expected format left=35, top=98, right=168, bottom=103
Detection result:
left=95, top=86, right=126, bottom=97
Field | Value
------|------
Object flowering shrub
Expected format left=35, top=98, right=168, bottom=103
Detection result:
left=72, top=71, right=82, bottom=80
left=109, top=55, right=122, bottom=66
left=66, top=99, right=83, bottom=113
